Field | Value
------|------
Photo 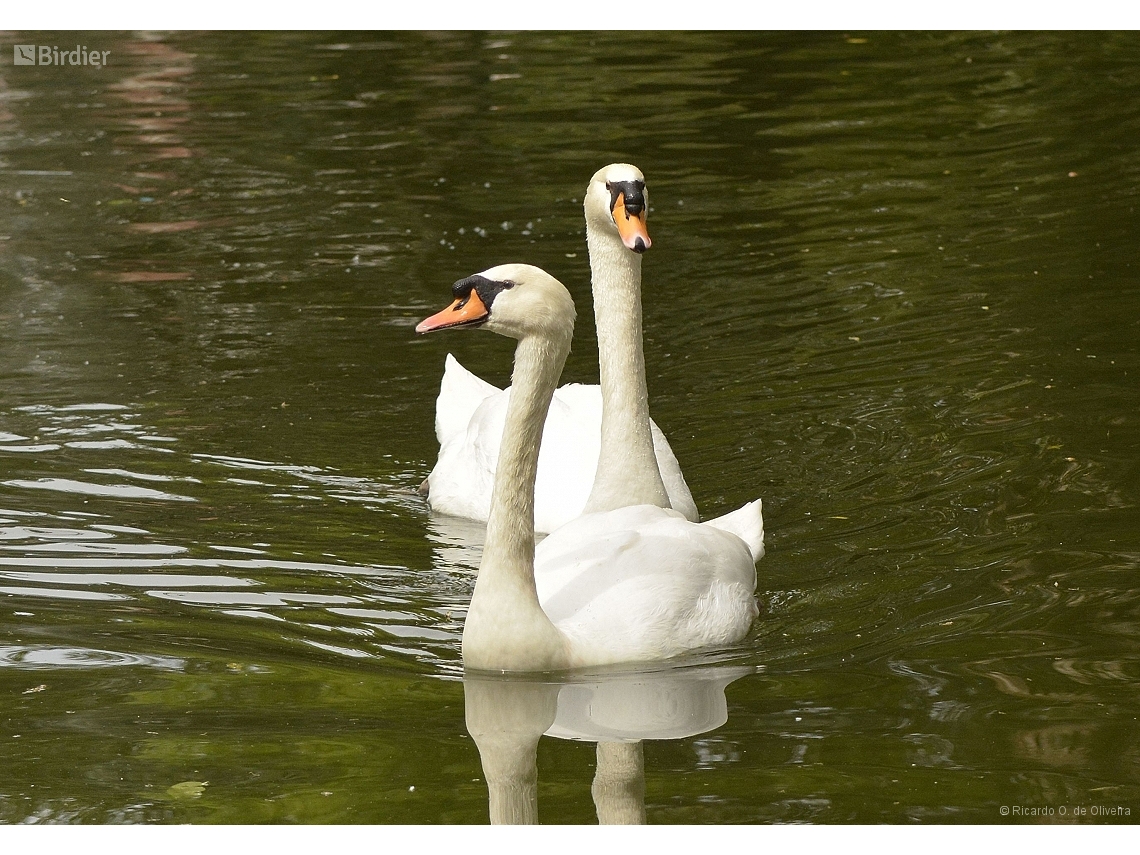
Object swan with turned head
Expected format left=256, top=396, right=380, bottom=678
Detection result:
left=423, top=164, right=697, bottom=533
left=417, top=263, right=763, bottom=672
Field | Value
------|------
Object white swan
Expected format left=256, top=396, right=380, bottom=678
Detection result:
left=422, top=164, right=697, bottom=533
left=416, top=263, right=763, bottom=672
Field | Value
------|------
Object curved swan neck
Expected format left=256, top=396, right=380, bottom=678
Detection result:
left=583, top=225, right=671, bottom=513
left=463, top=333, right=572, bottom=672
left=483, top=335, right=561, bottom=566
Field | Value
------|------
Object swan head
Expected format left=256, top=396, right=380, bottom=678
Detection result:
left=584, top=163, right=651, bottom=254
left=416, top=263, right=575, bottom=344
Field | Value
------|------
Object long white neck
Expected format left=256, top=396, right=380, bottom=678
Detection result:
left=583, top=224, right=671, bottom=513
left=463, top=333, right=572, bottom=672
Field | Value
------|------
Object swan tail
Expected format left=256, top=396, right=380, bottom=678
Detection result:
left=435, top=353, right=502, bottom=445
left=704, top=499, right=765, bottom=563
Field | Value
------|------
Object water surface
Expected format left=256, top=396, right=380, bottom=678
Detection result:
left=1, top=30, right=1138, bottom=824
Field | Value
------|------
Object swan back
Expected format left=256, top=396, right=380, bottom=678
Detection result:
left=534, top=504, right=759, bottom=666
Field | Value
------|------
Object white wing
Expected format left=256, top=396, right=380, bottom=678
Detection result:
left=534, top=503, right=761, bottom=666
left=427, top=357, right=698, bottom=532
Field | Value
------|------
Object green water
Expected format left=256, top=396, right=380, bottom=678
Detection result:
left=0, top=31, right=1138, bottom=824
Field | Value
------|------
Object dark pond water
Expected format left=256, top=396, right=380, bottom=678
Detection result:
left=1, top=30, right=1138, bottom=824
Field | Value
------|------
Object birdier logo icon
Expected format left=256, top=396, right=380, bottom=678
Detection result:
left=13, top=44, right=111, bottom=66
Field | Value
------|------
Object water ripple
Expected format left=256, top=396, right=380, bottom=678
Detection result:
left=0, top=645, right=184, bottom=670
left=0, top=571, right=257, bottom=588
left=3, top=478, right=197, bottom=502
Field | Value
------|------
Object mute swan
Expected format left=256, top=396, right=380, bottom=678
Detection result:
left=422, top=164, right=697, bottom=533
left=416, top=263, right=763, bottom=672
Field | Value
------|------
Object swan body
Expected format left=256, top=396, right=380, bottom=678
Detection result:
left=428, top=354, right=696, bottom=533
left=423, top=163, right=697, bottom=532
left=535, top=503, right=762, bottom=666
left=416, top=263, right=762, bottom=673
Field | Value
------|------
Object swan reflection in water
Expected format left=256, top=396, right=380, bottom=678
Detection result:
left=464, top=663, right=753, bottom=824
left=425, top=512, right=486, bottom=575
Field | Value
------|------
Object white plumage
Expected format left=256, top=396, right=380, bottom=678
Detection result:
left=535, top=502, right=763, bottom=667
left=423, top=163, right=698, bottom=532
left=428, top=354, right=696, bottom=533
left=416, top=262, right=763, bottom=672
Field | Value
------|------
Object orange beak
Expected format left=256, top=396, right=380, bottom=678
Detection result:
left=613, top=193, right=651, bottom=253
left=416, top=289, right=490, bottom=334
